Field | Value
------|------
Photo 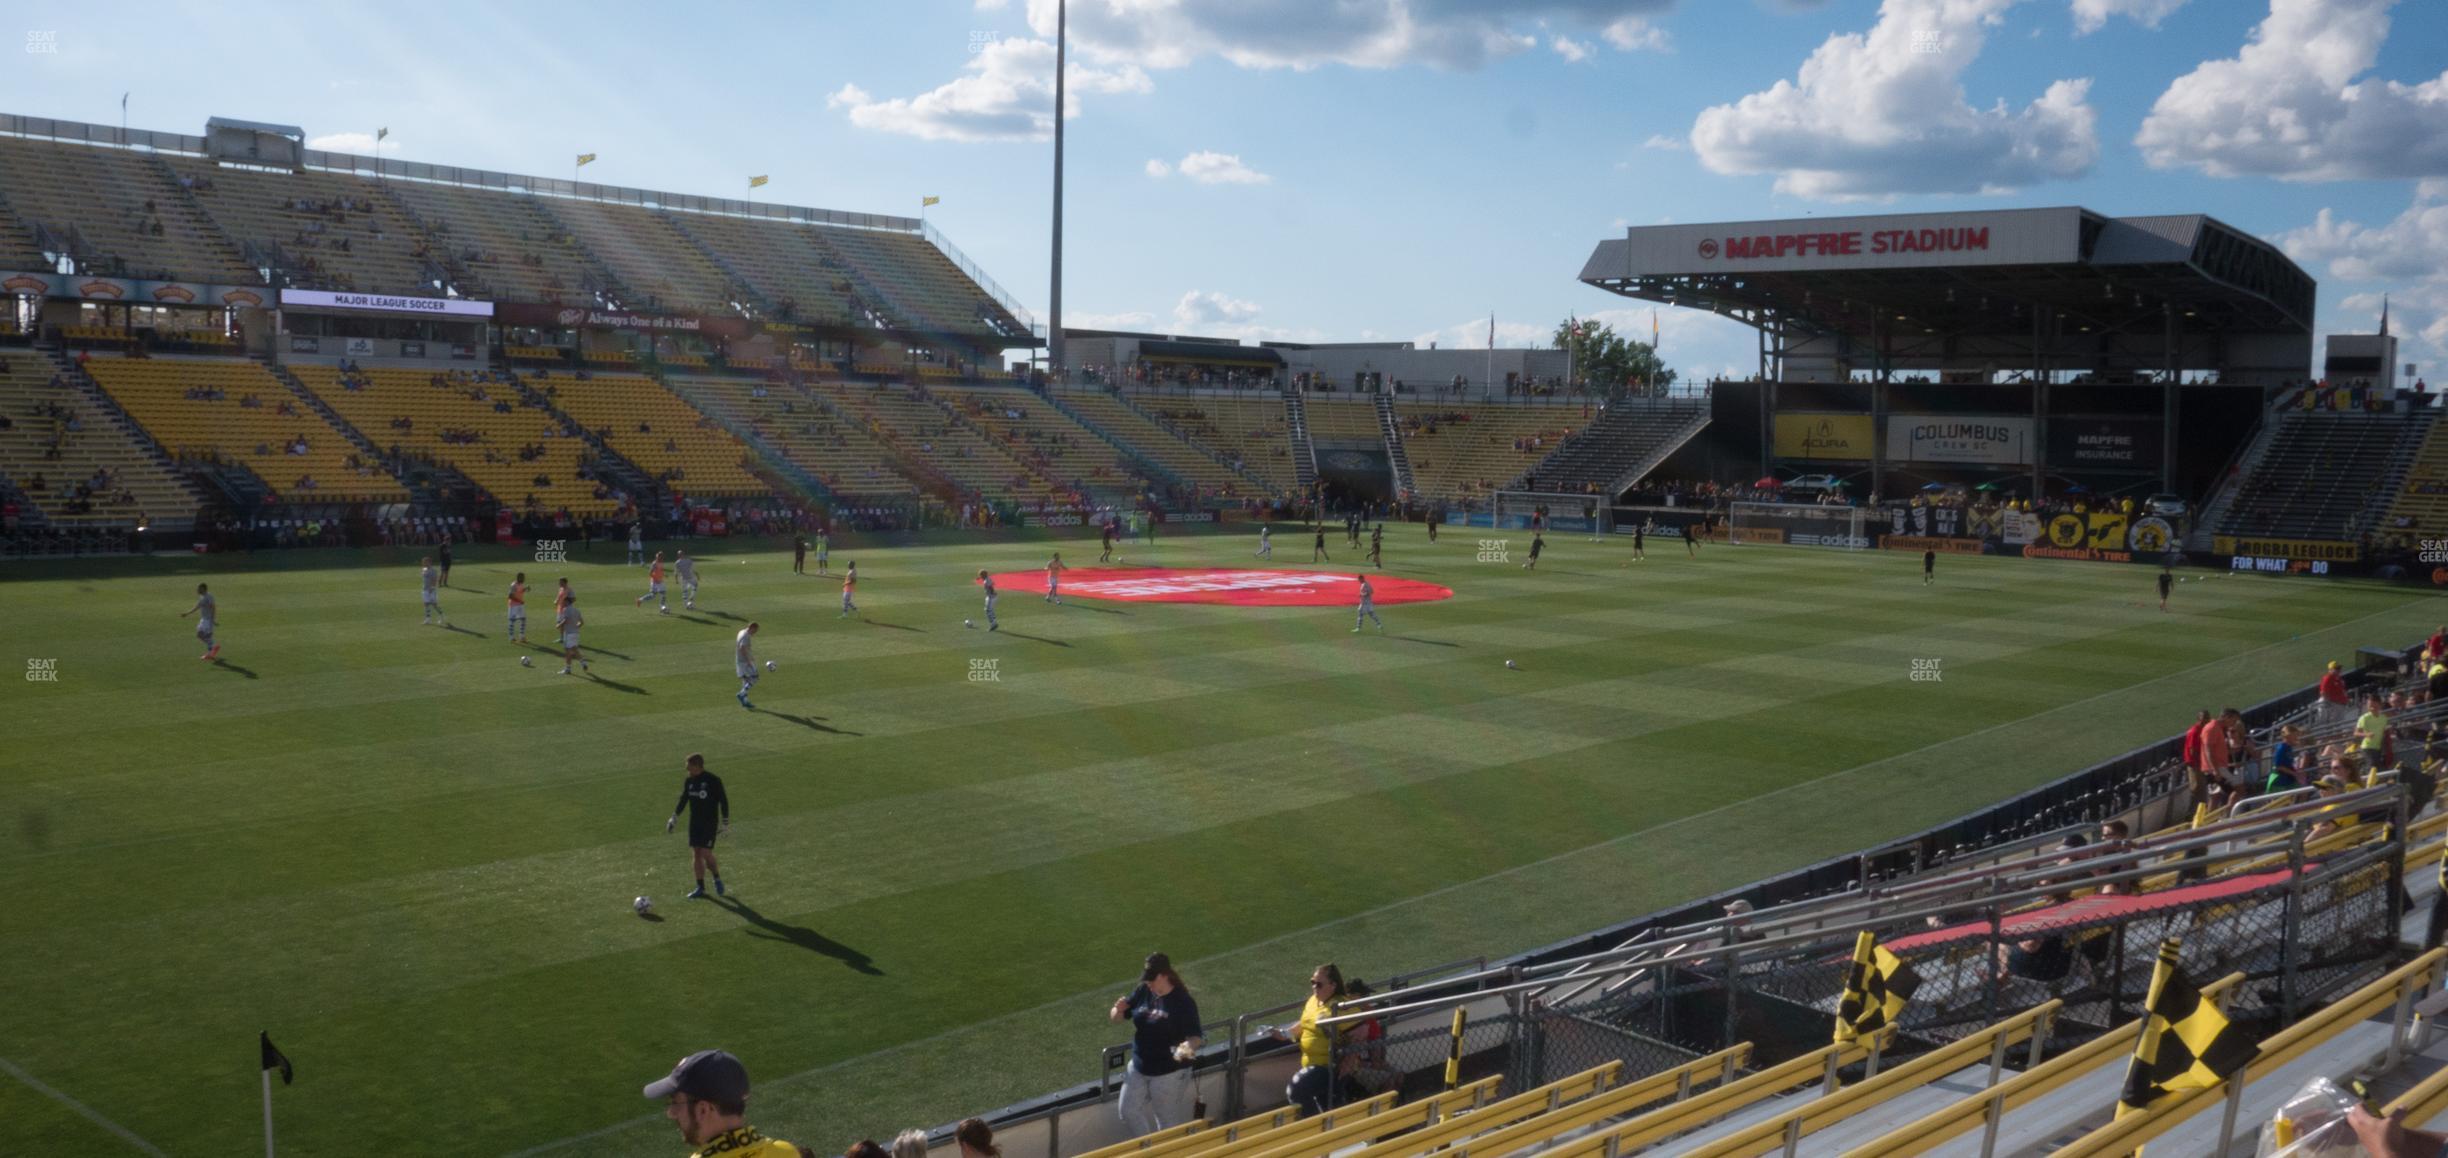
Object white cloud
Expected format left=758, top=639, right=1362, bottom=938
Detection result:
left=828, top=38, right=1150, bottom=142
left=306, top=131, right=392, bottom=153
left=1601, top=16, right=1670, bottom=51
left=2070, top=0, right=2188, bottom=34
left=2279, top=182, right=2448, bottom=363
left=1022, top=0, right=1676, bottom=71
left=1688, top=0, right=2099, bottom=199
left=1642, top=133, right=1684, bottom=150
left=2135, top=0, right=2448, bottom=180
left=1411, top=316, right=1553, bottom=350
left=1175, top=290, right=1264, bottom=327
left=1144, top=158, right=1173, bottom=178
left=1552, top=35, right=1595, bottom=63
left=1174, top=150, right=1271, bottom=184
left=975, top=0, right=1009, bottom=8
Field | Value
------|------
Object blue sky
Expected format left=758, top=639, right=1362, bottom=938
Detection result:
left=6, top=0, right=2446, bottom=378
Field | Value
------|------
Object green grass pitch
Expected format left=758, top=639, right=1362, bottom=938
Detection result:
left=1, top=526, right=2435, bottom=1156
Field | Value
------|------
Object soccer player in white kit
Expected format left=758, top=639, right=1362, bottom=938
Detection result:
left=506, top=572, right=529, bottom=643
left=1352, top=574, right=1384, bottom=633
left=420, top=557, right=445, bottom=626
left=1045, top=552, right=1067, bottom=604
left=627, top=521, right=644, bottom=566
left=977, top=569, right=1000, bottom=631
left=1257, top=525, right=1272, bottom=559
left=557, top=595, right=589, bottom=675
left=675, top=550, right=699, bottom=610
left=734, top=621, right=760, bottom=710
left=637, top=551, right=669, bottom=614
left=182, top=582, right=219, bottom=661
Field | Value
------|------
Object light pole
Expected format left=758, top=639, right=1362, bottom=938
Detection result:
left=1048, top=0, right=1066, bottom=384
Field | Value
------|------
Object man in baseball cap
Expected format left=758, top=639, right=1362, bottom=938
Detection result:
left=643, top=1050, right=804, bottom=1156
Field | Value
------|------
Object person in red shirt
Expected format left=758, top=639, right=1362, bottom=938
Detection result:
left=2317, top=661, right=2351, bottom=730
left=2428, top=626, right=2445, bottom=661
left=2181, top=709, right=2211, bottom=772
left=2199, top=712, right=2234, bottom=807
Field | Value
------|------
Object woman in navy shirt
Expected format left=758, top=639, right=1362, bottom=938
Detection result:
left=1110, top=952, right=1203, bottom=1136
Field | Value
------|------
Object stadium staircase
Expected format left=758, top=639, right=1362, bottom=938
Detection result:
left=1505, top=397, right=1708, bottom=496
left=2186, top=409, right=2279, bottom=552
left=1282, top=390, right=1319, bottom=491
left=139, top=154, right=260, bottom=283
left=523, top=199, right=640, bottom=310
left=0, top=188, right=48, bottom=270
left=1035, top=390, right=1195, bottom=498
left=654, top=213, right=778, bottom=319
left=1373, top=395, right=1417, bottom=499
left=2217, top=410, right=2438, bottom=542
left=23, top=346, right=206, bottom=525
left=501, top=371, right=670, bottom=508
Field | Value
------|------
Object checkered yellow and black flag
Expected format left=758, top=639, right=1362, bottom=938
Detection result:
left=1833, top=930, right=1921, bottom=1044
left=2118, top=939, right=2256, bottom=1110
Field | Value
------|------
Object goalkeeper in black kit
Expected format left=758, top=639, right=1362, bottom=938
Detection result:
left=665, top=753, right=730, bottom=899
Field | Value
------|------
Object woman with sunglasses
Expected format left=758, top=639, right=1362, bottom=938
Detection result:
left=1270, top=964, right=1346, bottom=1116
left=1109, top=952, right=1203, bottom=1135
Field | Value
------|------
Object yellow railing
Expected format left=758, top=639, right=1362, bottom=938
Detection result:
left=1528, top=1042, right=1871, bottom=1158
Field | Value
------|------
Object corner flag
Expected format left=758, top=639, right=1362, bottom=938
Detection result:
left=260, top=1032, right=292, bottom=1085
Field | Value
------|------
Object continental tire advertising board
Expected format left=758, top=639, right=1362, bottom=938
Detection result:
left=2020, top=512, right=2182, bottom=562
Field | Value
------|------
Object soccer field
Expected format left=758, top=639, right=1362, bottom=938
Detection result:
left=2, top=527, right=2435, bottom=1156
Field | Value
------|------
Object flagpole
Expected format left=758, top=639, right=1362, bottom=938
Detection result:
left=262, top=1066, right=275, bottom=1158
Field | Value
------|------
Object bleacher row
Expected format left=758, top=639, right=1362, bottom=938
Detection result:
left=990, top=649, right=2448, bottom=1158
left=0, top=132, right=1024, bottom=344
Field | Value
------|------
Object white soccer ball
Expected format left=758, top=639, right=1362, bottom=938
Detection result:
left=764, top=660, right=776, bottom=671
left=965, top=619, right=975, bottom=628
left=1505, top=660, right=1518, bottom=669
left=633, top=895, right=653, bottom=914
left=520, top=655, right=532, bottom=667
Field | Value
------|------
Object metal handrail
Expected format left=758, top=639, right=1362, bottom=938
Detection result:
left=1320, top=795, right=2401, bottom=1030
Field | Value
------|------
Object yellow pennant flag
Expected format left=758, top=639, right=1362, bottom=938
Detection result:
left=922, top=195, right=941, bottom=207
left=749, top=175, right=769, bottom=189
left=576, top=153, right=596, bottom=167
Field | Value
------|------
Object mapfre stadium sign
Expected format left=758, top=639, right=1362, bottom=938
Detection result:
left=1607, top=207, right=2083, bottom=276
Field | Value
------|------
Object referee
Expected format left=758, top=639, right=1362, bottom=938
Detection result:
left=665, top=753, right=730, bottom=899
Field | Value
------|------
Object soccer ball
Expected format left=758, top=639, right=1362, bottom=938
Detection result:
left=1505, top=660, right=1518, bottom=669
left=633, top=896, right=653, bottom=915
left=520, top=655, right=532, bottom=667
left=965, top=619, right=975, bottom=628
left=764, top=660, right=776, bottom=672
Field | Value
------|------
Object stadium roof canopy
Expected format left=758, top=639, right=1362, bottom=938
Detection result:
left=1578, top=208, right=2315, bottom=381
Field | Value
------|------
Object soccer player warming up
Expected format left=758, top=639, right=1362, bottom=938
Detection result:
left=1352, top=574, right=1384, bottom=633
left=627, top=521, right=644, bottom=566
left=2158, top=567, right=2174, bottom=612
left=420, top=556, right=446, bottom=625
left=182, top=582, right=219, bottom=661
left=1046, top=552, right=1068, bottom=604
left=665, top=753, right=729, bottom=898
left=676, top=550, right=699, bottom=611
left=734, top=621, right=760, bottom=710
left=1523, top=532, right=1544, bottom=571
left=1369, top=524, right=1384, bottom=570
left=839, top=561, right=858, bottom=618
left=1311, top=525, right=1329, bottom=563
left=815, top=532, right=831, bottom=575
left=638, top=552, right=670, bottom=614
left=977, top=569, right=1000, bottom=631
left=1256, top=524, right=1272, bottom=559
left=507, top=572, right=529, bottom=643
left=1101, top=521, right=1117, bottom=563
left=557, top=593, right=589, bottom=675
left=1923, top=549, right=1936, bottom=586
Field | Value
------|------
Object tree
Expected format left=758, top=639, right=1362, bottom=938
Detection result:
left=1553, top=318, right=1676, bottom=397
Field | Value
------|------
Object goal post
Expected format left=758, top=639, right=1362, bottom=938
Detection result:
left=1727, top=501, right=1870, bottom=549
left=1492, top=491, right=1612, bottom=536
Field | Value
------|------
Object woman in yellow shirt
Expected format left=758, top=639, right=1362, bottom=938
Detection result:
left=1272, top=964, right=1346, bottom=1116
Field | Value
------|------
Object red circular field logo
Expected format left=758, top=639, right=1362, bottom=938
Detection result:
left=1697, top=237, right=1719, bottom=260
left=990, top=567, right=1453, bottom=607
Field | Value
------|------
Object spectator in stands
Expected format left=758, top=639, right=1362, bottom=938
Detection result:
left=2267, top=725, right=2306, bottom=794
left=641, top=1049, right=802, bottom=1156
left=953, top=1119, right=998, bottom=1158
left=1270, top=964, right=1346, bottom=1116
left=1110, top=952, right=1202, bottom=1135
left=844, top=1141, right=889, bottom=1158
left=889, top=1130, right=929, bottom=1158
left=2318, top=661, right=2353, bottom=728
left=2350, top=1104, right=2448, bottom=1157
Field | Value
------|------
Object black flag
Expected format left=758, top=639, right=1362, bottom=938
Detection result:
left=2120, top=940, right=2254, bottom=1109
left=260, top=1032, right=293, bottom=1085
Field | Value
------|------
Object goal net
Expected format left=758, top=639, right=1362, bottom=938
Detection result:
left=1727, top=501, right=1870, bottom=549
left=1491, top=491, right=1613, bottom=536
